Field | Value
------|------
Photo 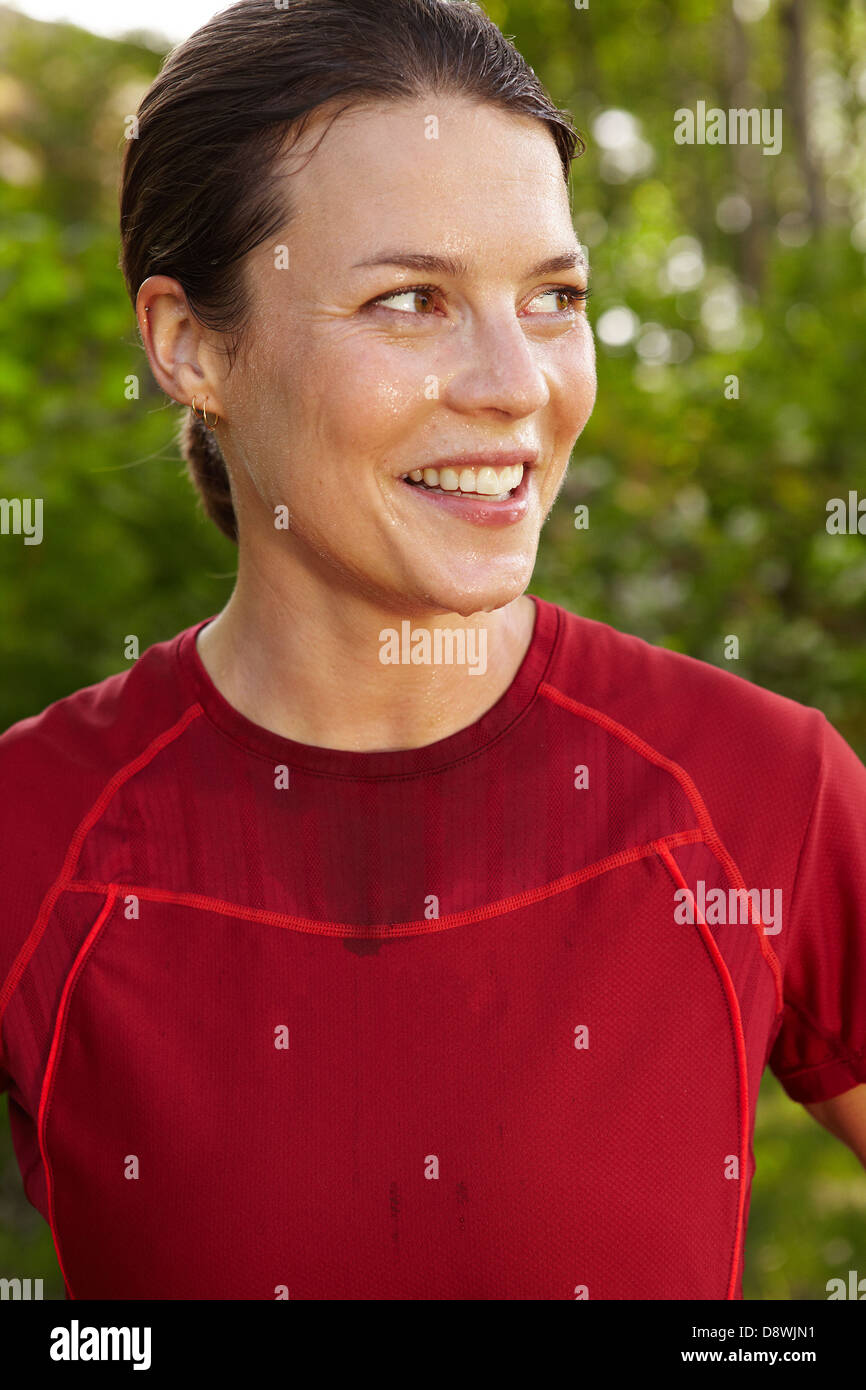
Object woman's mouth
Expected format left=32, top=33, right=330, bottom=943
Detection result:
left=398, top=460, right=533, bottom=526
left=401, top=462, right=524, bottom=501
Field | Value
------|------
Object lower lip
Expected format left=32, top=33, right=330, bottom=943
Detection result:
left=400, top=469, right=532, bottom=526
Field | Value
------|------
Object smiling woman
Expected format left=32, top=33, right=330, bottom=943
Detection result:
left=130, top=86, right=598, bottom=746
left=1, top=0, right=865, bottom=1307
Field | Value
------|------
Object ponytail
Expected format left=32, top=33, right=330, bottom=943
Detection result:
left=177, top=410, right=238, bottom=544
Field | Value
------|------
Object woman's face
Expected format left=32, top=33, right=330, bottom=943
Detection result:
left=220, top=96, right=596, bottom=618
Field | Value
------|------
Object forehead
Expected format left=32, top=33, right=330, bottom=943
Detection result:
left=268, top=96, right=574, bottom=267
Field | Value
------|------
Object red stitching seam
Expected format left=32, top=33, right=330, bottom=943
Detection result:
left=37, top=885, right=119, bottom=1303
left=538, top=681, right=785, bottom=1014
left=61, top=827, right=706, bottom=939
left=656, top=840, right=749, bottom=1303
left=0, top=703, right=204, bottom=1075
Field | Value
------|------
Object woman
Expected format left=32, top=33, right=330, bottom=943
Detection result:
left=1, top=0, right=864, bottom=1301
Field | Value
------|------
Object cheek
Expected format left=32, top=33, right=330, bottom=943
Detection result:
left=306, top=343, right=428, bottom=452
left=555, top=330, right=597, bottom=424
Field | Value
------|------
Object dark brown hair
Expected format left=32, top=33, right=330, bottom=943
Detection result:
left=119, top=0, right=583, bottom=543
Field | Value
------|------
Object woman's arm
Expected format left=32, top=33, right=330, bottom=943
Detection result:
left=804, top=1083, right=866, bottom=1168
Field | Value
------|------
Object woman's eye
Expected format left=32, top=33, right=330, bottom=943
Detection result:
left=373, top=287, right=439, bottom=314
left=528, top=286, right=590, bottom=313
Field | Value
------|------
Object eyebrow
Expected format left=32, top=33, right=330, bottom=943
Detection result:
left=352, top=247, right=590, bottom=279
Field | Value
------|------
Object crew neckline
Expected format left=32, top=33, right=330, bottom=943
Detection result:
left=175, top=594, right=561, bottom=778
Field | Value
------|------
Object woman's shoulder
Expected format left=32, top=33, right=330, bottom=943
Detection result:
left=539, top=601, right=866, bottom=931
left=543, top=598, right=828, bottom=754
left=0, top=625, right=199, bottom=989
left=0, top=624, right=196, bottom=779
left=539, top=598, right=852, bottom=845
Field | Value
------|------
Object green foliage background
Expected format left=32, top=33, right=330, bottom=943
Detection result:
left=0, top=0, right=864, bottom=1298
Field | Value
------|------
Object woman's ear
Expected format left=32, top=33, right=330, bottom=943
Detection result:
left=136, top=274, right=227, bottom=421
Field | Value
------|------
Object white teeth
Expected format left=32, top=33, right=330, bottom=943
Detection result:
left=404, top=463, right=524, bottom=496
left=475, top=467, right=501, bottom=496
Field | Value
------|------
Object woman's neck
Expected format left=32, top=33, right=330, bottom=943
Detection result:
left=194, top=573, right=537, bottom=754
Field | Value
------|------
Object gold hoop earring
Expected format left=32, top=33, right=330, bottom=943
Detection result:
left=191, top=396, right=219, bottom=431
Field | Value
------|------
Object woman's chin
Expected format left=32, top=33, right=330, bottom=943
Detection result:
left=406, top=571, right=531, bottom=619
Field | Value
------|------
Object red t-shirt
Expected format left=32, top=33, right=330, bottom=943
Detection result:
left=1, top=595, right=864, bottom=1300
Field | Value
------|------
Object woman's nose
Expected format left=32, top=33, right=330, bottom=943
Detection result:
left=441, top=312, right=551, bottom=418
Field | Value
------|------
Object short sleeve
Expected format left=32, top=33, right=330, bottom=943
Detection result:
left=768, top=713, right=866, bottom=1102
